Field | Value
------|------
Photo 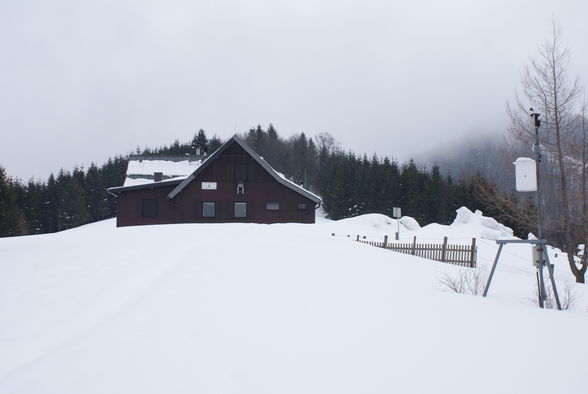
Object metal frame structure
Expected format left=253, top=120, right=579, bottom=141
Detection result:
left=482, top=110, right=562, bottom=311
left=482, top=239, right=561, bottom=310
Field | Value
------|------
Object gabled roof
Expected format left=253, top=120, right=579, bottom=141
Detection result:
left=168, top=135, right=321, bottom=203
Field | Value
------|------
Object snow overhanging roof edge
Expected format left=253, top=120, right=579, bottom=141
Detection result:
left=108, top=177, right=186, bottom=194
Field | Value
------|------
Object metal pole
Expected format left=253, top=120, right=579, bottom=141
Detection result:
left=538, top=263, right=546, bottom=308
left=483, top=243, right=504, bottom=297
left=543, top=244, right=562, bottom=310
left=533, top=112, right=543, bottom=240
left=396, top=217, right=400, bottom=240
left=532, top=111, right=547, bottom=308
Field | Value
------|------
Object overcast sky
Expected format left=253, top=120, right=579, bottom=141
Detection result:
left=1, top=0, right=586, bottom=180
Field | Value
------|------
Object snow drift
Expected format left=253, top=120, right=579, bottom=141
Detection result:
left=452, top=207, right=514, bottom=240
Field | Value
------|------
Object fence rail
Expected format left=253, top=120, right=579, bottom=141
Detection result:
left=356, top=235, right=477, bottom=268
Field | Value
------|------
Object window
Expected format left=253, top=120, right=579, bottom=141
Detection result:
left=234, top=202, right=247, bottom=218
left=297, top=202, right=308, bottom=210
left=234, top=163, right=248, bottom=181
left=202, top=202, right=215, bottom=218
left=266, top=202, right=280, bottom=211
left=142, top=199, right=158, bottom=218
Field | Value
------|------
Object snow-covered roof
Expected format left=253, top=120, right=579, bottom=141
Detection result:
left=122, top=156, right=202, bottom=187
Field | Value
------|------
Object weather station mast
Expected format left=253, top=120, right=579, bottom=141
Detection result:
left=482, top=109, right=561, bottom=310
left=530, top=109, right=543, bottom=240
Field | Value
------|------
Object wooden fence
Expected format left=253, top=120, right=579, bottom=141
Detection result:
left=356, top=235, right=477, bottom=268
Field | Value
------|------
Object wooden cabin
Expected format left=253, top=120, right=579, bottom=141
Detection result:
left=108, top=135, right=320, bottom=227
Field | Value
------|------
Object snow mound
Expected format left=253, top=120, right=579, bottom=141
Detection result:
left=451, top=207, right=514, bottom=240
left=453, top=206, right=474, bottom=224
left=336, top=214, right=420, bottom=232
left=400, top=216, right=420, bottom=231
left=336, top=213, right=396, bottom=228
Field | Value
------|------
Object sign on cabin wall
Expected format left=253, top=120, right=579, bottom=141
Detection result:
left=201, top=182, right=217, bottom=190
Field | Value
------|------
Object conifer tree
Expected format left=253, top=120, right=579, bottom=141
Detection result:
left=208, top=135, right=223, bottom=153
left=23, top=179, right=45, bottom=234
left=426, top=165, right=447, bottom=223
left=0, top=166, right=22, bottom=237
left=306, top=138, right=319, bottom=188
left=59, top=168, right=89, bottom=229
left=85, top=163, right=108, bottom=222
left=44, top=173, right=59, bottom=232
left=192, top=129, right=208, bottom=154
left=380, top=157, right=401, bottom=217
left=267, top=124, right=278, bottom=141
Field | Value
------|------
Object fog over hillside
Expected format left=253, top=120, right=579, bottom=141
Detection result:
left=416, top=132, right=514, bottom=190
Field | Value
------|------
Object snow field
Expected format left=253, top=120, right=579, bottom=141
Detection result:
left=0, top=208, right=587, bottom=393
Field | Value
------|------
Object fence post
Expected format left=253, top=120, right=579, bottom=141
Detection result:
left=441, top=236, right=448, bottom=262
left=470, top=238, right=477, bottom=267
left=356, top=235, right=360, bottom=242
left=412, top=236, right=417, bottom=255
left=383, top=235, right=388, bottom=248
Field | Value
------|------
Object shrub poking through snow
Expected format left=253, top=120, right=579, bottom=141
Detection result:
left=439, top=267, right=487, bottom=295
left=531, top=281, right=578, bottom=310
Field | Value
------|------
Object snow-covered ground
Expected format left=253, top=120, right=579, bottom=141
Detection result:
left=1, top=208, right=587, bottom=394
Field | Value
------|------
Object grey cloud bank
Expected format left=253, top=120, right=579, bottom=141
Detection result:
left=1, top=0, right=587, bottom=180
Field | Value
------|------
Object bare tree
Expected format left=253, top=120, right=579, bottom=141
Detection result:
left=507, top=22, right=587, bottom=283
left=472, top=173, right=536, bottom=237
left=580, top=96, right=588, bottom=282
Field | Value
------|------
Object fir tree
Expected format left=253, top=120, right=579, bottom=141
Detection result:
left=23, top=179, right=45, bottom=234
left=192, top=129, right=208, bottom=155
left=85, top=163, right=108, bottom=222
left=426, top=164, right=448, bottom=223
left=267, top=123, right=278, bottom=141
left=44, top=174, right=59, bottom=233
left=61, top=168, right=90, bottom=229
left=208, top=135, right=223, bottom=153
left=0, top=166, right=22, bottom=237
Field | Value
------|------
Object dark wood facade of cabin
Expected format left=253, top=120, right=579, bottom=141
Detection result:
left=111, top=137, right=318, bottom=227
